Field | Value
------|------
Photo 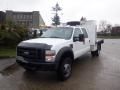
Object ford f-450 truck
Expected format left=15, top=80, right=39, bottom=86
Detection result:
left=16, top=20, right=104, bottom=80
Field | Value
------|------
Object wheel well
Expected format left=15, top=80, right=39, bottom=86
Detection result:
left=62, top=50, right=74, bottom=59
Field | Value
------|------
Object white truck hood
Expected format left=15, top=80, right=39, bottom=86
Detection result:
left=23, top=38, right=67, bottom=46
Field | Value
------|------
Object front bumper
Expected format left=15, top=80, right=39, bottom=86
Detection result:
left=16, top=60, right=57, bottom=71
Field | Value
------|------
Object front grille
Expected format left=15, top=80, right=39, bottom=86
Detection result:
left=17, top=47, right=44, bottom=62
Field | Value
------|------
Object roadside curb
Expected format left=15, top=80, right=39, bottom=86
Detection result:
left=0, top=58, right=16, bottom=71
left=0, top=56, right=15, bottom=59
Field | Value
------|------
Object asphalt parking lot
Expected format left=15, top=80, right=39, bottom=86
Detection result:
left=0, top=39, right=120, bottom=90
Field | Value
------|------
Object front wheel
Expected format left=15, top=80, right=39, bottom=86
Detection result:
left=57, top=57, right=72, bottom=81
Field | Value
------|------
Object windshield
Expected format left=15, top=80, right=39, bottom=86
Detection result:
left=40, top=27, right=73, bottom=40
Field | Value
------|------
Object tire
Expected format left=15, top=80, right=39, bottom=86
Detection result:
left=91, top=50, right=100, bottom=57
left=91, top=51, right=96, bottom=57
left=57, top=57, right=72, bottom=81
left=95, top=50, right=100, bottom=56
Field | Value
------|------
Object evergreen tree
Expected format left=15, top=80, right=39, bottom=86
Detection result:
left=52, top=3, right=62, bottom=26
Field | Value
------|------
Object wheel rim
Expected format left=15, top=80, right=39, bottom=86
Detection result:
left=99, top=50, right=100, bottom=54
left=63, top=64, right=71, bottom=77
left=97, top=50, right=100, bottom=55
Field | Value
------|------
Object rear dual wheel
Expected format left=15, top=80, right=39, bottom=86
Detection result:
left=91, top=50, right=100, bottom=57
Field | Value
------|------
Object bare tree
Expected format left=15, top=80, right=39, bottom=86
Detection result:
left=98, top=20, right=107, bottom=32
left=106, top=24, right=112, bottom=34
left=80, top=16, right=87, bottom=21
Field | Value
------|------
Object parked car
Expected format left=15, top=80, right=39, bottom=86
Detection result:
left=28, top=28, right=48, bottom=38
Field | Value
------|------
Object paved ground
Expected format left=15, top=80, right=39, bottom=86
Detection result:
left=0, top=58, right=15, bottom=71
left=0, top=39, right=120, bottom=90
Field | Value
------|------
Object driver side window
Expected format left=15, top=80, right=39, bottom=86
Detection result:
left=81, top=28, right=88, bottom=38
left=73, top=28, right=82, bottom=37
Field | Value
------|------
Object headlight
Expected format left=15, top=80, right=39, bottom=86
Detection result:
left=45, top=50, right=56, bottom=62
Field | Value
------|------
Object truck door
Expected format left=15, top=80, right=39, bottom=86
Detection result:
left=73, top=28, right=85, bottom=59
left=81, top=28, right=90, bottom=51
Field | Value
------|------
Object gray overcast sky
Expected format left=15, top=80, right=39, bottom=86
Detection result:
left=0, top=0, right=120, bottom=25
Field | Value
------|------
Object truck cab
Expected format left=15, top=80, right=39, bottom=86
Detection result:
left=16, top=21, right=104, bottom=80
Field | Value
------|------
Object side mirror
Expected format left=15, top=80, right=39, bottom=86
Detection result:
left=79, top=34, right=84, bottom=42
left=73, top=36, right=79, bottom=42
left=40, top=30, right=43, bottom=36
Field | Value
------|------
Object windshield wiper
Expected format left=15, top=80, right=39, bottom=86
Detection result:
left=40, top=37, right=49, bottom=38
left=40, top=36, right=64, bottom=39
left=49, top=36, right=62, bottom=38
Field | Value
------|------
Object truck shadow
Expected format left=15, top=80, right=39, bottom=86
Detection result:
left=22, top=52, right=101, bottom=82
left=18, top=53, right=103, bottom=90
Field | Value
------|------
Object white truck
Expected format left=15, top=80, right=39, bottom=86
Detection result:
left=16, top=20, right=104, bottom=80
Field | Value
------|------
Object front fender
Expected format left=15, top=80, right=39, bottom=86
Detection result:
left=55, top=46, right=74, bottom=70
